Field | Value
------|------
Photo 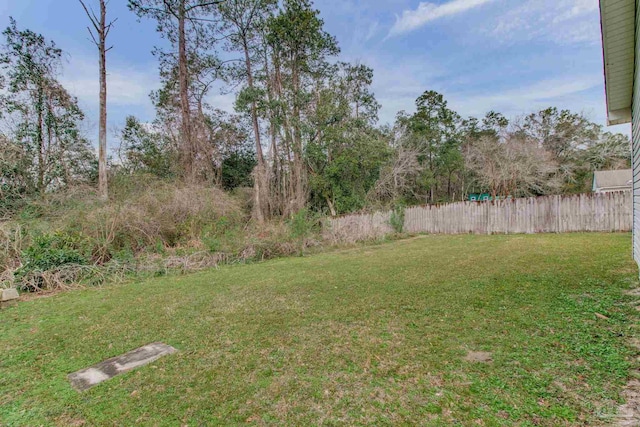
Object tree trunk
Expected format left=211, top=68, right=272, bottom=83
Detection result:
left=326, top=196, right=337, bottom=216
left=79, top=0, right=111, bottom=198
left=98, top=0, right=108, bottom=200
left=269, top=126, right=280, bottom=214
left=46, top=99, right=55, bottom=186
left=273, top=53, right=295, bottom=213
left=178, top=0, right=193, bottom=181
left=262, top=42, right=279, bottom=215
left=243, top=38, right=267, bottom=223
left=243, top=42, right=263, bottom=165
left=291, top=60, right=305, bottom=213
left=428, top=150, right=434, bottom=203
left=37, top=84, right=45, bottom=196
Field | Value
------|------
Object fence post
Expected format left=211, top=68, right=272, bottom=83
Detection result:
left=556, top=195, right=561, bottom=233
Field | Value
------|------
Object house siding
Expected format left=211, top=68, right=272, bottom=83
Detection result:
left=633, top=0, right=640, bottom=266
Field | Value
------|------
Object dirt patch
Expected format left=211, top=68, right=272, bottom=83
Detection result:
left=624, top=288, right=640, bottom=297
left=18, top=290, right=64, bottom=301
left=465, top=351, right=493, bottom=363
left=615, top=379, right=640, bottom=426
left=0, top=300, right=18, bottom=309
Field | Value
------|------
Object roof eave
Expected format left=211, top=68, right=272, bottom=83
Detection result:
left=600, top=0, right=636, bottom=126
left=607, top=107, right=633, bottom=126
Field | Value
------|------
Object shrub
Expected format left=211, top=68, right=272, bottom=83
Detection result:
left=0, top=223, right=25, bottom=272
left=389, top=205, right=405, bottom=234
left=287, top=209, right=322, bottom=255
left=15, top=232, right=89, bottom=291
left=18, top=233, right=88, bottom=272
left=66, top=179, right=246, bottom=254
left=288, top=208, right=321, bottom=240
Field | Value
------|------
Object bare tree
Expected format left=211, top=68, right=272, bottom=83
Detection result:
left=584, top=132, right=631, bottom=171
left=463, top=136, right=503, bottom=199
left=464, top=134, right=562, bottom=199
left=368, top=145, right=423, bottom=205
left=79, top=0, right=116, bottom=200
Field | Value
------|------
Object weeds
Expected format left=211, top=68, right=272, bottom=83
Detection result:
left=389, top=204, right=405, bottom=233
left=0, top=177, right=331, bottom=293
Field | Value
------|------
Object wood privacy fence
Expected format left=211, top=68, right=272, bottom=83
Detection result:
left=325, top=191, right=632, bottom=242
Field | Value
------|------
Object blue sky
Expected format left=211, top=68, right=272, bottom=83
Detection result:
left=0, top=0, right=630, bottom=144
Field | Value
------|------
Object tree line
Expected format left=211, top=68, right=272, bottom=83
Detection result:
left=0, top=0, right=631, bottom=218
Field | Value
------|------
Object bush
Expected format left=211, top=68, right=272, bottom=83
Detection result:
left=18, top=232, right=88, bottom=272
left=238, top=222, right=302, bottom=261
left=389, top=204, right=405, bottom=234
left=288, top=208, right=321, bottom=240
left=66, top=178, right=246, bottom=254
left=15, top=232, right=89, bottom=291
left=0, top=223, right=25, bottom=272
left=287, top=209, right=322, bottom=255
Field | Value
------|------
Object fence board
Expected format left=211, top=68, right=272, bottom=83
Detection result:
left=325, top=191, right=632, bottom=242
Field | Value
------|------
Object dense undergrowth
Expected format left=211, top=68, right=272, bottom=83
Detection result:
left=0, top=175, right=347, bottom=293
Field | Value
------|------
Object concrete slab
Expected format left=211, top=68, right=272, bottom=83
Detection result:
left=0, top=288, right=19, bottom=302
left=68, top=342, right=177, bottom=391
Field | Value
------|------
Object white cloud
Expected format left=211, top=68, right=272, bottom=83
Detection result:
left=207, top=92, right=237, bottom=114
left=490, top=0, right=600, bottom=45
left=448, top=75, right=603, bottom=118
left=57, top=53, right=160, bottom=146
left=388, top=0, right=494, bottom=37
left=554, top=0, right=598, bottom=22
left=490, top=75, right=600, bottom=102
left=365, top=20, right=380, bottom=42
left=60, top=56, right=158, bottom=109
left=366, top=54, right=446, bottom=124
left=371, top=66, right=608, bottom=127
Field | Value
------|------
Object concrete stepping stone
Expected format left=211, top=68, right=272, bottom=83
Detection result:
left=0, top=288, right=19, bottom=302
left=68, top=342, right=177, bottom=391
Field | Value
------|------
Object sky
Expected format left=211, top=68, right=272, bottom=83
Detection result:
left=0, top=0, right=630, bottom=146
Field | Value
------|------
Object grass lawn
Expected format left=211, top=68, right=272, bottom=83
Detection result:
left=1, top=233, right=639, bottom=426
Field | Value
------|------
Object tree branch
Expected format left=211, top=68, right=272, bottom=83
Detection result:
left=87, top=27, right=99, bottom=46
left=104, top=17, right=118, bottom=38
left=78, top=0, right=101, bottom=34
left=161, top=0, right=178, bottom=18
left=184, top=0, right=226, bottom=13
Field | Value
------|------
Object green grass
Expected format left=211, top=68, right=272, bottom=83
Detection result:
left=1, top=233, right=638, bottom=426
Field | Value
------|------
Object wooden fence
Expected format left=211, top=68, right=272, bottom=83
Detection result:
left=325, top=191, right=632, bottom=242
